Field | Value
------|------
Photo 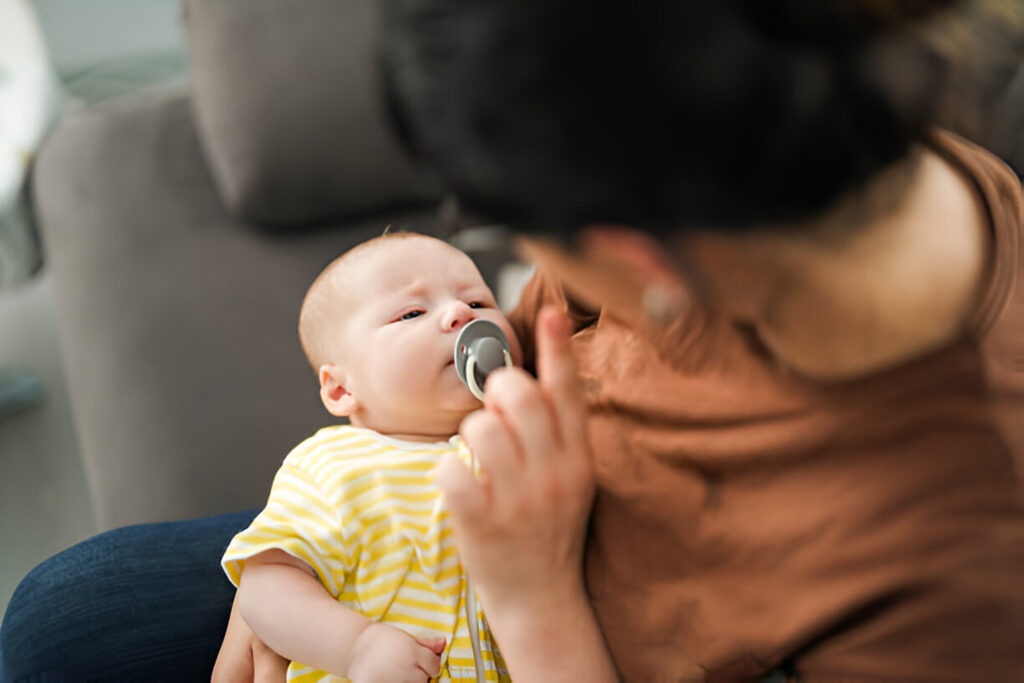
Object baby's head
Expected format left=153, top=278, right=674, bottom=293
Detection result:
left=299, top=232, right=522, bottom=442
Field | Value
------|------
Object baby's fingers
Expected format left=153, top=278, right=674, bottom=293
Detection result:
left=415, top=636, right=446, bottom=655
left=413, top=637, right=444, bottom=677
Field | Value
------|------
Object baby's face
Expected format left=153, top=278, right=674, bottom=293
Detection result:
left=330, top=236, right=521, bottom=438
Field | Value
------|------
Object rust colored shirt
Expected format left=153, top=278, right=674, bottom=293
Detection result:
left=508, top=131, right=1024, bottom=682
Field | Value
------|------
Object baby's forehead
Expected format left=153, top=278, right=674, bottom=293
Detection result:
left=344, top=236, right=477, bottom=279
left=364, top=234, right=464, bottom=260
left=316, top=238, right=481, bottom=317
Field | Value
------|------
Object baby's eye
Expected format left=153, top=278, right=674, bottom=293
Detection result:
left=468, top=302, right=485, bottom=309
left=400, top=310, right=424, bottom=321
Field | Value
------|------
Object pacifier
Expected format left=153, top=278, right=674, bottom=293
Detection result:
left=454, top=319, right=514, bottom=400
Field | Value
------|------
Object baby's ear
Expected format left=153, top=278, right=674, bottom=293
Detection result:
left=319, top=364, right=358, bottom=417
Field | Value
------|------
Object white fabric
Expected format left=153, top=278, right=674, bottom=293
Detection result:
left=0, top=0, right=63, bottom=286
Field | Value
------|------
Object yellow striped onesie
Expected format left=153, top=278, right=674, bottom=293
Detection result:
left=222, top=425, right=510, bottom=682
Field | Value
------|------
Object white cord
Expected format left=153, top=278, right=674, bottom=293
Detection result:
left=464, top=349, right=512, bottom=401
left=466, top=355, right=484, bottom=400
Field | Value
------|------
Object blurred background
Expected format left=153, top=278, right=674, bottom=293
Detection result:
left=1, top=0, right=186, bottom=615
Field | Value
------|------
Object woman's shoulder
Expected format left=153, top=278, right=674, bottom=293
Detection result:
left=753, top=142, right=999, bottom=381
left=929, top=129, right=1024, bottom=337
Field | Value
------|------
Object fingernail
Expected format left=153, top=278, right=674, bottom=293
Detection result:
left=545, top=308, right=568, bottom=338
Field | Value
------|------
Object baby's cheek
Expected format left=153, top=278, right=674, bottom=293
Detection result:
left=394, top=360, right=439, bottom=394
left=499, top=321, right=524, bottom=367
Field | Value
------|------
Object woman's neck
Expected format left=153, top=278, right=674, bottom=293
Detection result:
left=522, top=145, right=990, bottom=382
left=699, top=146, right=991, bottom=380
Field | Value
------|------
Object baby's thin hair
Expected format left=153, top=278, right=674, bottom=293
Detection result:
left=298, top=229, right=440, bottom=372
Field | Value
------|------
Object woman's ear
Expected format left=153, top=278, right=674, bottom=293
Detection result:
left=319, top=364, right=359, bottom=417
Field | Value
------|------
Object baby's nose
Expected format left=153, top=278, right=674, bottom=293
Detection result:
left=443, top=302, right=474, bottom=331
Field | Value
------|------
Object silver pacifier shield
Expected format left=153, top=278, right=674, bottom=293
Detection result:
left=454, top=319, right=514, bottom=400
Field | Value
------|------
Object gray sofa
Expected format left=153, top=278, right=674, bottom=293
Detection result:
left=32, top=0, right=459, bottom=530
left=33, top=0, right=1024, bottom=532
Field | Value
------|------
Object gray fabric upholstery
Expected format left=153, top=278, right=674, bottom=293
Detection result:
left=183, top=0, right=438, bottom=226
left=34, top=91, right=439, bottom=529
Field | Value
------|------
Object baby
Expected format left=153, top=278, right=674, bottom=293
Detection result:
left=222, top=232, right=522, bottom=682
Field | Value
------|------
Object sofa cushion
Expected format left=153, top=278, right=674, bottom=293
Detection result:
left=183, top=0, right=437, bottom=227
left=33, top=90, right=442, bottom=528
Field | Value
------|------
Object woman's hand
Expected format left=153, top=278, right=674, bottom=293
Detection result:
left=437, top=306, right=617, bottom=681
left=441, top=306, right=593, bottom=609
left=211, top=592, right=289, bottom=683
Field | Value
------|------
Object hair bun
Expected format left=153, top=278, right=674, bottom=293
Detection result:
left=741, top=0, right=957, bottom=48
left=383, top=0, right=1022, bottom=232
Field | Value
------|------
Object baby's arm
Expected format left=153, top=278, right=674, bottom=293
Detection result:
left=237, top=549, right=444, bottom=680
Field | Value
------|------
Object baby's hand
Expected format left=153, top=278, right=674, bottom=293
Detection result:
left=345, top=623, right=445, bottom=683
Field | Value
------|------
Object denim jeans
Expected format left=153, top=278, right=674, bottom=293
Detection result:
left=0, top=509, right=259, bottom=682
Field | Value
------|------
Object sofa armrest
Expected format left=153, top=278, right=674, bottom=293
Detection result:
left=34, top=91, right=437, bottom=529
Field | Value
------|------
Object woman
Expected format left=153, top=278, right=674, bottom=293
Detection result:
left=5, top=0, right=1024, bottom=680
left=374, top=2, right=1024, bottom=678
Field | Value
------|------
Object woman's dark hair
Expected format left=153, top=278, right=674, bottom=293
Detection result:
left=380, top=0, right=1021, bottom=235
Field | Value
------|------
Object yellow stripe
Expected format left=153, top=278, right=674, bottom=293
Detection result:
left=225, top=428, right=517, bottom=682
left=287, top=663, right=339, bottom=682
left=361, top=525, right=455, bottom=552
left=327, top=466, right=441, bottom=503
left=381, top=612, right=452, bottom=632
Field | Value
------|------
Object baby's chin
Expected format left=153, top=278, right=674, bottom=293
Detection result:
left=442, top=390, right=484, bottom=420
left=442, top=370, right=484, bottom=403
left=449, top=391, right=484, bottom=414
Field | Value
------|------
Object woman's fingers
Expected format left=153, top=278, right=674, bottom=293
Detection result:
left=442, top=303, right=596, bottom=651
left=535, top=307, right=587, bottom=445
left=433, top=451, right=487, bottom=521
left=466, top=305, right=590, bottom=496
left=483, top=368, right=557, bottom=473
left=460, top=407, right=523, bottom=486
left=211, top=597, right=254, bottom=683
left=479, top=306, right=582, bottom=471
left=212, top=592, right=289, bottom=683
left=251, top=637, right=290, bottom=683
